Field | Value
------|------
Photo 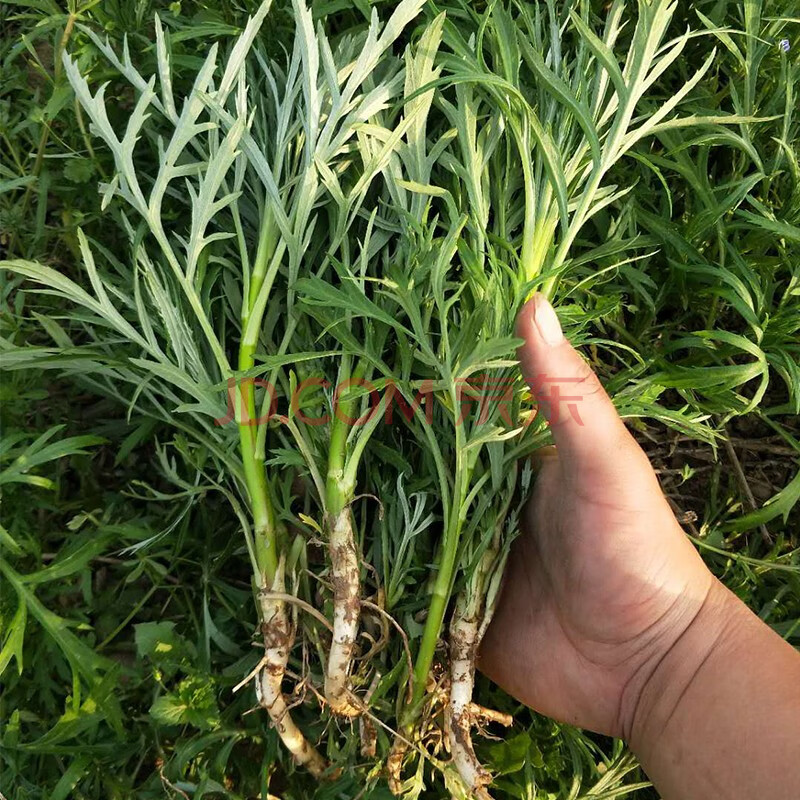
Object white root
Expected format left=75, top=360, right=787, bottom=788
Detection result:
left=324, top=507, right=362, bottom=717
left=448, top=590, right=493, bottom=800
left=447, top=545, right=509, bottom=800
left=256, top=559, right=327, bottom=777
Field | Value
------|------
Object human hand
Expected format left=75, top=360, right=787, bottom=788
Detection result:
left=479, top=293, right=719, bottom=738
left=480, top=294, right=800, bottom=800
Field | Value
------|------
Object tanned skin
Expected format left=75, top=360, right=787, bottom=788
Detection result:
left=480, top=294, right=800, bottom=800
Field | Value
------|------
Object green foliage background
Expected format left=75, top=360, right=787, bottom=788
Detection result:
left=1, top=1, right=799, bottom=798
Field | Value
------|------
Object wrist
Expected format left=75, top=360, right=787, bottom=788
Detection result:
left=625, top=578, right=743, bottom=752
left=622, top=575, right=800, bottom=800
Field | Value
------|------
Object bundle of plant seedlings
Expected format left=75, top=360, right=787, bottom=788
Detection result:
left=2, top=0, right=753, bottom=796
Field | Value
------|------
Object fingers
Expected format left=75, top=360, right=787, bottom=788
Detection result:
left=516, top=295, right=635, bottom=471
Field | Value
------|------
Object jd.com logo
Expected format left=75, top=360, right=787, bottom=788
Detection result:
left=214, top=374, right=586, bottom=428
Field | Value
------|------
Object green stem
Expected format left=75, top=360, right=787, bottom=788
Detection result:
left=408, top=509, right=464, bottom=715
left=515, top=124, right=558, bottom=297
left=516, top=125, right=538, bottom=285
left=405, top=393, right=470, bottom=721
left=237, top=209, right=280, bottom=585
left=325, top=356, right=361, bottom=515
left=249, top=208, right=276, bottom=305
left=237, top=364, right=277, bottom=583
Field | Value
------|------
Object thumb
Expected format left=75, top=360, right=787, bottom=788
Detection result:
left=516, top=294, right=630, bottom=469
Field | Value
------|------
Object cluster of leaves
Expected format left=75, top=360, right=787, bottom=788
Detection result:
left=1, top=1, right=799, bottom=799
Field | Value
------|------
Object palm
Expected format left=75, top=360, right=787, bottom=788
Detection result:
left=480, top=297, right=714, bottom=735
left=480, top=349, right=715, bottom=738
left=484, top=444, right=696, bottom=731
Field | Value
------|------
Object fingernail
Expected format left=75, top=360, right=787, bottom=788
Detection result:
left=532, top=293, right=563, bottom=346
